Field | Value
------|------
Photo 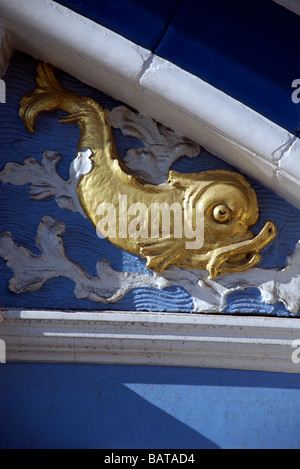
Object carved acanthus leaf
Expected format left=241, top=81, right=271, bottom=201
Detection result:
left=0, top=150, right=86, bottom=215
left=0, top=216, right=170, bottom=303
left=107, top=106, right=201, bottom=184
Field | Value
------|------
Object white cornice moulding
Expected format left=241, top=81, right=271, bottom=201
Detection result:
left=1, top=310, right=300, bottom=374
left=0, top=0, right=300, bottom=209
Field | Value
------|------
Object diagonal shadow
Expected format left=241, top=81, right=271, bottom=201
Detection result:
left=94, top=385, right=219, bottom=449
left=1, top=363, right=300, bottom=449
left=0, top=365, right=220, bottom=449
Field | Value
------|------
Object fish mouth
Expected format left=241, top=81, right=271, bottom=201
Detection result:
left=207, top=221, right=277, bottom=280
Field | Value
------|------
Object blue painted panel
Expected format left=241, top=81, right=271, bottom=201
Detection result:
left=1, top=51, right=300, bottom=315
left=1, top=363, right=300, bottom=449
left=157, top=0, right=300, bottom=134
left=55, top=0, right=181, bottom=50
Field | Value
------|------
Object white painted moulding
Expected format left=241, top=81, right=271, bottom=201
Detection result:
left=0, top=0, right=299, bottom=208
left=1, top=310, right=300, bottom=374
left=0, top=0, right=152, bottom=105
left=279, top=137, right=300, bottom=181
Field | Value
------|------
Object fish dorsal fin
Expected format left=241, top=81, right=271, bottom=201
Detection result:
left=168, top=169, right=250, bottom=191
left=168, top=170, right=230, bottom=205
left=168, top=170, right=215, bottom=191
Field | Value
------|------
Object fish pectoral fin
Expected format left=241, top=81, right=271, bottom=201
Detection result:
left=137, top=238, right=183, bottom=273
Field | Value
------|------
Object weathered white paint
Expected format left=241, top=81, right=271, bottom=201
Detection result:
left=1, top=309, right=300, bottom=373
left=71, top=148, right=93, bottom=182
left=0, top=0, right=299, bottom=208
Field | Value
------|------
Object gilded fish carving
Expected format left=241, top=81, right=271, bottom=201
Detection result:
left=19, top=63, right=277, bottom=279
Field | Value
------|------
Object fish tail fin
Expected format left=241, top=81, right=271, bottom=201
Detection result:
left=19, top=62, right=76, bottom=133
left=20, top=62, right=117, bottom=171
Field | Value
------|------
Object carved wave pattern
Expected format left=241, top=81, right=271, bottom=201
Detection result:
left=1, top=51, right=300, bottom=315
left=224, top=288, right=294, bottom=317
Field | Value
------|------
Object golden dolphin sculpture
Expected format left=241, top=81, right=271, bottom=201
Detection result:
left=19, top=63, right=277, bottom=279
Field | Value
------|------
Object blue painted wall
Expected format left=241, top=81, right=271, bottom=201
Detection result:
left=0, top=363, right=300, bottom=449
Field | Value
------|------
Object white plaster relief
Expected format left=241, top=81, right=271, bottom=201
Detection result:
left=70, top=148, right=93, bottom=183
left=0, top=150, right=87, bottom=217
left=108, top=106, right=200, bottom=184
left=163, top=244, right=300, bottom=315
left=0, top=216, right=170, bottom=302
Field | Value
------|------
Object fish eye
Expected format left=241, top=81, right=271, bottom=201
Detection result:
left=212, top=205, right=231, bottom=223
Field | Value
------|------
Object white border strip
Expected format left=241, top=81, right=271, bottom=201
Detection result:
left=0, top=0, right=299, bottom=208
left=1, top=310, right=300, bottom=373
